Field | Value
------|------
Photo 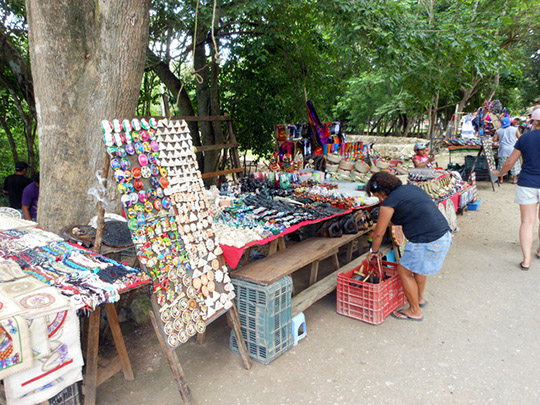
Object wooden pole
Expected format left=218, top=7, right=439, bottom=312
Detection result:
left=82, top=307, right=101, bottom=405
left=226, top=302, right=252, bottom=370
left=93, top=151, right=110, bottom=254
left=149, top=296, right=194, bottom=404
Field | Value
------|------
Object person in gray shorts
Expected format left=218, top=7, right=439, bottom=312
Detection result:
left=493, top=108, right=540, bottom=270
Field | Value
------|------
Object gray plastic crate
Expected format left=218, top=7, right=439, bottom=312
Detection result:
left=230, top=276, right=293, bottom=364
left=48, top=382, right=81, bottom=405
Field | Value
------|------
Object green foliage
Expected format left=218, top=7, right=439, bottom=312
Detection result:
left=1, top=0, right=539, bottom=164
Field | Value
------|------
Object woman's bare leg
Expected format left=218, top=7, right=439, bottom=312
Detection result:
left=394, top=264, right=423, bottom=318
left=415, top=273, right=427, bottom=305
left=519, top=203, right=537, bottom=267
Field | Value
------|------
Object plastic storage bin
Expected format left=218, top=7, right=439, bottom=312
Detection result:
left=336, top=261, right=406, bottom=325
left=467, top=200, right=481, bottom=211
left=49, top=383, right=81, bottom=405
left=230, top=276, right=293, bottom=364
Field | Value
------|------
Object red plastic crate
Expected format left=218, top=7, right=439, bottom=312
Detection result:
left=336, top=260, right=406, bottom=325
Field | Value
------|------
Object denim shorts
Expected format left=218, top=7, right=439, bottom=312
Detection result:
left=400, top=231, right=452, bottom=276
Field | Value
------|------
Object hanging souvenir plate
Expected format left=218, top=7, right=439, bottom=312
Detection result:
left=446, top=199, right=458, bottom=232
left=437, top=203, right=449, bottom=225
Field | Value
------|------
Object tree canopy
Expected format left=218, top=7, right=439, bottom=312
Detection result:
left=1, top=0, right=539, bottom=178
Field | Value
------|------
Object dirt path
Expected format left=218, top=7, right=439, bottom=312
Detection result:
left=97, top=182, right=540, bottom=404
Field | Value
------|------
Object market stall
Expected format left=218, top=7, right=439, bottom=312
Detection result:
left=0, top=220, right=150, bottom=405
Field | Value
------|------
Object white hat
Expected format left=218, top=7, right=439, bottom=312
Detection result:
left=414, top=143, right=426, bottom=151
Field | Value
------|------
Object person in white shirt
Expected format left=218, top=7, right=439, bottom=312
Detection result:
left=493, top=116, right=521, bottom=184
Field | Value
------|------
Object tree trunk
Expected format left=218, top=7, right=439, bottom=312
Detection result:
left=370, top=115, right=385, bottom=135
left=193, top=27, right=221, bottom=182
left=209, top=40, right=225, bottom=158
left=0, top=115, right=20, bottom=163
left=403, top=116, right=414, bottom=137
left=457, top=76, right=482, bottom=115
left=146, top=49, right=201, bottom=148
left=26, top=0, right=150, bottom=233
left=24, top=122, right=37, bottom=173
left=486, top=72, right=500, bottom=102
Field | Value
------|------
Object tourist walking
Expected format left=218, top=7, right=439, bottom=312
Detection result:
left=493, top=108, right=540, bottom=270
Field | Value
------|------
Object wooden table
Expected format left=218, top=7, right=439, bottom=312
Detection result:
left=81, top=284, right=146, bottom=405
left=232, top=228, right=378, bottom=314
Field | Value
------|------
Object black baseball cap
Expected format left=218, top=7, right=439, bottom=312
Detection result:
left=15, top=161, right=29, bottom=171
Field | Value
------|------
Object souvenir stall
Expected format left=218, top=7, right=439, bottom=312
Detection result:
left=406, top=169, right=476, bottom=231
left=211, top=174, right=380, bottom=269
left=0, top=218, right=150, bottom=405
left=100, top=117, right=251, bottom=403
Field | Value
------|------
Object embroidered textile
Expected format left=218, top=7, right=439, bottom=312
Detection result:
left=0, top=316, right=32, bottom=379
left=4, top=309, right=83, bottom=405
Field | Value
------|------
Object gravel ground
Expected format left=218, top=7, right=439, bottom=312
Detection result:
left=97, top=181, right=540, bottom=405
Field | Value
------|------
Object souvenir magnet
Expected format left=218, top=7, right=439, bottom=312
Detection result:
left=124, top=132, right=133, bottom=144
left=160, top=177, right=169, bottom=188
left=117, top=183, right=129, bottom=195
left=144, top=201, right=153, bottom=213
left=125, top=143, right=135, bottom=155
left=134, top=179, right=144, bottom=191
left=128, top=218, right=138, bottom=231
left=121, top=194, right=132, bottom=207
left=132, top=118, right=142, bottom=131
left=135, top=143, right=145, bottom=154
left=138, top=154, right=149, bottom=166
left=122, top=119, right=132, bottom=132
left=138, top=190, right=148, bottom=203
left=101, top=120, right=113, bottom=133
left=114, top=169, right=126, bottom=183
left=120, top=158, right=131, bottom=171
left=112, top=119, right=122, bottom=133
left=103, top=132, right=114, bottom=147
left=114, top=132, right=123, bottom=146
left=141, top=166, right=152, bottom=178
left=132, top=167, right=142, bottom=179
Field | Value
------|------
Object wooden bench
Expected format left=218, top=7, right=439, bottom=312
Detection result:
left=232, top=228, right=373, bottom=287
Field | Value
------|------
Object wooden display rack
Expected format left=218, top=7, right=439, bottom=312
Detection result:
left=466, top=137, right=498, bottom=192
left=81, top=124, right=251, bottom=404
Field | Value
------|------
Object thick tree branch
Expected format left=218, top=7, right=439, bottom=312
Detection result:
left=0, top=27, right=35, bottom=116
left=146, top=48, right=201, bottom=147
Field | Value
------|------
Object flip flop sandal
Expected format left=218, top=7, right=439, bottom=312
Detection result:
left=519, top=262, right=530, bottom=270
left=391, top=310, right=424, bottom=322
